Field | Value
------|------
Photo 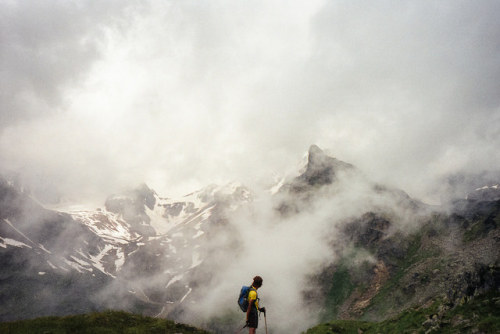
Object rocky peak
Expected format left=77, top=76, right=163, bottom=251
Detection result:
left=104, top=184, right=156, bottom=236
left=288, top=145, right=354, bottom=192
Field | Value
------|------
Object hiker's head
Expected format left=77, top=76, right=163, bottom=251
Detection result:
left=252, top=276, right=263, bottom=288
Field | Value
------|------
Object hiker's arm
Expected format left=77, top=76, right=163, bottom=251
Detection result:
left=246, top=298, right=253, bottom=322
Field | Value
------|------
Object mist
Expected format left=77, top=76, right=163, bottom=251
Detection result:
left=2, top=1, right=500, bottom=332
left=1, top=0, right=499, bottom=206
left=0, top=144, right=471, bottom=332
left=159, top=164, right=427, bottom=333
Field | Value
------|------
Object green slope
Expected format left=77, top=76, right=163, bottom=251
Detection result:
left=0, top=310, right=211, bottom=334
left=304, top=291, right=500, bottom=334
left=305, top=200, right=500, bottom=333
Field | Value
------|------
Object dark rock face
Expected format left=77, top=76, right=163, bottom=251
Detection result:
left=446, top=264, right=500, bottom=304
left=275, top=145, right=357, bottom=217
left=343, top=212, right=391, bottom=248
left=163, top=202, right=190, bottom=217
left=105, top=184, right=156, bottom=236
left=0, top=177, right=114, bottom=321
left=309, top=197, right=500, bottom=322
left=289, top=145, right=354, bottom=193
left=0, top=177, right=29, bottom=219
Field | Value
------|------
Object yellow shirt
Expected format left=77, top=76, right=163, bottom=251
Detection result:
left=248, top=286, right=259, bottom=310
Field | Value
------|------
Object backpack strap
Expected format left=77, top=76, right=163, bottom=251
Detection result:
left=247, top=287, right=259, bottom=309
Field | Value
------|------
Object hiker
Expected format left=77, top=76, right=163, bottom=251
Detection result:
left=246, top=276, right=266, bottom=334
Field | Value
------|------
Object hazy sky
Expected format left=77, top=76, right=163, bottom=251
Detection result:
left=1, top=0, right=499, bottom=204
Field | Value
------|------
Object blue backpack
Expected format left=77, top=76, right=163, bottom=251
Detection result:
left=237, top=286, right=255, bottom=312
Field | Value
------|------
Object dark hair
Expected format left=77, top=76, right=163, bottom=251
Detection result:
left=252, top=276, right=263, bottom=288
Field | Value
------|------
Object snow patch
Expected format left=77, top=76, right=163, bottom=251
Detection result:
left=475, top=184, right=499, bottom=190
left=63, top=259, right=85, bottom=273
left=71, top=255, right=90, bottom=267
left=180, top=287, right=192, bottom=303
left=88, top=244, right=118, bottom=276
left=145, top=198, right=172, bottom=235
left=70, top=210, right=135, bottom=243
left=193, top=230, right=204, bottom=239
left=2, top=219, right=50, bottom=253
left=38, top=244, right=52, bottom=254
left=0, top=237, right=32, bottom=249
left=115, top=249, right=125, bottom=270
left=190, top=250, right=203, bottom=269
left=166, top=274, right=184, bottom=288
left=270, top=177, right=286, bottom=194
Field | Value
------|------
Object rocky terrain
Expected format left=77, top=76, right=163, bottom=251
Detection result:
left=0, top=145, right=498, bottom=333
left=0, top=175, right=251, bottom=321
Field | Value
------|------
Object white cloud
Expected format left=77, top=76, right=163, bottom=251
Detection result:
left=1, top=0, right=499, bottom=204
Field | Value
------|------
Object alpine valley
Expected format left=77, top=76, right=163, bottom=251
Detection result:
left=0, top=146, right=499, bottom=333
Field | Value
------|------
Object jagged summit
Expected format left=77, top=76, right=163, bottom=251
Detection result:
left=308, top=144, right=323, bottom=155
left=288, top=145, right=354, bottom=192
left=306, top=145, right=353, bottom=177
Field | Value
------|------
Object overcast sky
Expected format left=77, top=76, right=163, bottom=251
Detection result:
left=1, top=0, right=499, bottom=204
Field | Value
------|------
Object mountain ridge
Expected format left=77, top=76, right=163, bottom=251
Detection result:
left=0, top=146, right=498, bottom=333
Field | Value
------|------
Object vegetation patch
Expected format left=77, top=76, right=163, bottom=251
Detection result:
left=361, top=232, right=423, bottom=317
left=321, top=262, right=355, bottom=321
left=202, top=310, right=242, bottom=334
left=0, top=310, right=211, bottom=334
left=304, top=291, right=500, bottom=334
left=463, top=215, right=497, bottom=242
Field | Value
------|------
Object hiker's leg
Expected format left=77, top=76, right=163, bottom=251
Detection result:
left=248, top=308, right=258, bottom=333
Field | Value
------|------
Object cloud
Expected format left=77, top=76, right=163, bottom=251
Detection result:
left=303, top=1, right=500, bottom=197
left=1, top=0, right=499, bottom=204
left=0, top=1, right=138, bottom=124
left=175, top=165, right=426, bottom=333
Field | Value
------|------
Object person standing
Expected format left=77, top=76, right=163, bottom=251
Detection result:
left=246, top=276, right=265, bottom=334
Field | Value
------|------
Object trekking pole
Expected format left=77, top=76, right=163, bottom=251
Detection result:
left=234, top=323, right=247, bottom=334
left=264, top=312, right=268, bottom=334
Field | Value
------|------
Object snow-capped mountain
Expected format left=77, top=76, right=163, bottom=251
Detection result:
left=0, top=173, right=252, bottom=320
left=1, top=145, right=498, bottom=334
left=0, top=145, right=415, bottom=321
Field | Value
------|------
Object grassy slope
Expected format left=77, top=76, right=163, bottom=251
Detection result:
left=321, top=263, right=355, bottom=321
left=304, top=291, right=500, bottom=334
left=0, top=311, right=211, bottom=334
left=306, top=201, right=500, bottom=333
left=361, top=229, right=441, bottom=320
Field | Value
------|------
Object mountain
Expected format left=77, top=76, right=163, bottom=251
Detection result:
left=0, top=145, right=498, bottom=333
left=286, top=144, right=355, bottom=191
left=0, top=176, right=251, bottom=321
left=268, top=146, right=499, bottom=331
